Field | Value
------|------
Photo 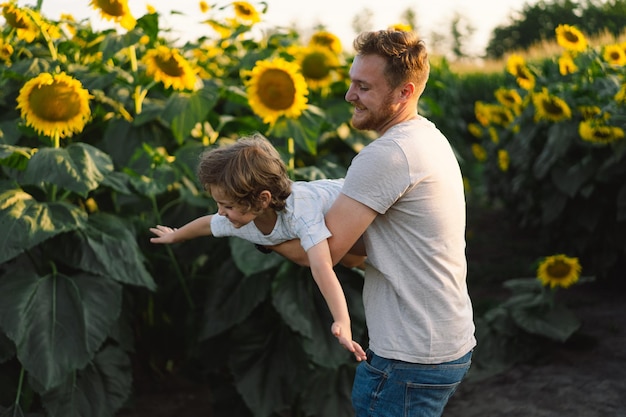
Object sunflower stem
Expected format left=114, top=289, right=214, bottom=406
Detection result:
left=287, top=137, right=295, bottom=178
left=150, top=194, right=195, bottom=309
left=13, top=366, right=25, bottom=409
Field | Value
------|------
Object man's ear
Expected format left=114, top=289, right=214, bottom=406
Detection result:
left=400, top=82, right=416, bottom=100
left=258, top=190, right=272, bottom=208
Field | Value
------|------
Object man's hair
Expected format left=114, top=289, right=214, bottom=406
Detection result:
left=197, top=133, right=292, bottom=212
left=353, top=29, right=430, bottom=96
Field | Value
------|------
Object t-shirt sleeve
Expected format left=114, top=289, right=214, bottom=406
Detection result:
left=342, top=141, right=411, bottom=214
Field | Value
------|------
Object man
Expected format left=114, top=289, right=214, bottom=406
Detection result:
left=273, top=29, right=476, bottom=417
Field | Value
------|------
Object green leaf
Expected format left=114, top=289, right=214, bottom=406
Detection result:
left=22, top=143, right=114, bottom=197
left=0, top=145, right=35, bottom=171
left=48, top=213, right=156, bottom=290
left=300, top=365, right=355, bottom=417
left=272, top=263, right=364, bottom=367
left=229, top=237, right=284, bottom=276
left=126, top=165, right=177, bottom=197
left=532, top=122, right=574, bottom=179
left=200, top=264, right=273, bottom=340
left=0, top=269, right=122, bottom=390
left=163, top=86, right=219, bottom=144
left=228, top=313, right=308, bottom=417
left=40, top=345, right=132, bottom=417
left=511, top=303, right=580, bottom=342
left=271, top=263, right=315, bottom=339
left=0, top=184, right=87, bottom=264
left=550, top=156, right=597, bottom=198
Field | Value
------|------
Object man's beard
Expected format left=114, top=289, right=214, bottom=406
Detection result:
left=350, top=95, right=395, bottom=132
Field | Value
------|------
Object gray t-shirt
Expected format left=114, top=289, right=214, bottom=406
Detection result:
left=342, top=117, right=476, bottom=364
left=211, top=179, right=343, bottom=252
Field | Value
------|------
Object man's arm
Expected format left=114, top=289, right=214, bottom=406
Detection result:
left=324, top=193, right=377, bottom=264
left=270, top=194, right=376, bottom=266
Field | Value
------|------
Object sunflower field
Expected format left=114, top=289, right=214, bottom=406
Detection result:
left=0, top=0, right=625, bottom=416
left=470, top=24, right=626, bottom=281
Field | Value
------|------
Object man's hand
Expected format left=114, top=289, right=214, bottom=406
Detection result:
left=331, top=322, right=367, bottom=362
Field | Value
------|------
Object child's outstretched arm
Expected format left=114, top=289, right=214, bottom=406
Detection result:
left=307, top=240, right=367, bottom=362
left=150, top=215, right=214, bottom=244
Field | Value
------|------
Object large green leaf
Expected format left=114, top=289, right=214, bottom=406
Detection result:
left=229, top=237, right=284, bottom=276
left=0, top=145, right=35, bottom=171
left=511, top=303, right=580, bottom=342
left=0, top=184, right=87, bottom=264
left=40, top=345, right=132, bottom=417
left=162, top=86, right=219, bottom=144
left=550, top=156, right=597, bottom=198
left=48, top=213, right=156, bottom=290
left=273, top=263, right=365, bottom=367
left=200, top=264, right=273, bottom=340
left=22, top=143, right=114, bottom=197
left=0, top=269, right=122, bottom=390
left=228, top=312, right=308, bottom=417
left=301, top=365, right=356, bottom=417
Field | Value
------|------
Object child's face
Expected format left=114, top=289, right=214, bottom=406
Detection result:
left=209, top=185, right=257, bottom=228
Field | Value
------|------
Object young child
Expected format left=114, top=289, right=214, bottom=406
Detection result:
left=150, top=133, right=366, bottom=361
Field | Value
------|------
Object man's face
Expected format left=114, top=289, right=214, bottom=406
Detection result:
left=345, top=54, right=398, bottom=133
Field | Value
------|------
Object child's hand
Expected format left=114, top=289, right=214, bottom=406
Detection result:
left=149, top=225, right=177, bottom=244
left=331, top=322, right=367, bottom=362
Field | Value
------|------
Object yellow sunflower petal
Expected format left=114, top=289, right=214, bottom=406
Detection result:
left=142, top=46, right=197, bottom=91
left=244, top=57, right=308, bottom=125
left=16, top=72, right=92, bottom=139
left=555, top=24, right=587, bottom=53
left=89, top=0, right=136, bottom=30
left=537, top=254, right=581, bottom=289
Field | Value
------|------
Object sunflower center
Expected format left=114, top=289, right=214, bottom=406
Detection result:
left=564, top=31, right=579, bottom=44
left=4, top=9, right=30, bottom=29
left=546, top=261, right=571, bottom=279
left=302, top=52, right=331, bottom=80
left=542, top=98, right=565, bottom=116
left=257, top=69, right=296, bottom=110
left=156, top=54, right=185, bottom=77
left=95, top=0, right=125, bottom=17
left=29, top=82, right=82, bottom=122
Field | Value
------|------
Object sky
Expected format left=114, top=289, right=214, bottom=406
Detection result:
left=12, top=0, right=537, bottom=55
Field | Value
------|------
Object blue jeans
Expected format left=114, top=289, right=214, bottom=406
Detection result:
left=352, top=349, right=472, bottom=417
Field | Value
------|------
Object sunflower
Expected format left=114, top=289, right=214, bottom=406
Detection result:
left=467, top=123, right=482, bottom=138
left=532, top=89, right=571, bottom=123
left=388, top=23, right=412, bottom=32
left=602, top=44, right=626, bottom=66
left=558, top=52, right=578, bottom=75
left=488, top=127, right=499, bottom=144
left=555, top=24, right=587, bottom=53
left=143, top=46, right=197, bottom=91
left=244, top=58, right=308, bottom=125
left=615, top=85, right=626, bottom=104
left=232, top=1, right=260, bottom=24
left=471, top=143, right=487, bottom=162
left=89, top=0, right=136, bottom=30
left=577, top=105, right=602, bottom=120
left=309, top=30, right=342, bottom=54
left=204, top=19, right=232, bottom=38
left=497, top=149, right=510, bottom=172
left=537, top=254, right=581, bottom=289
left=1, top=2, right=40, bottom=42
left=0, top=38, right=13, bottom=65
left=505, top=54, right=535, bottom=90
left=295, top=45, right=340, bottom=90
left=16, top=72, right=92, bottom=139
left=579, top=120, right=625, bottom=144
